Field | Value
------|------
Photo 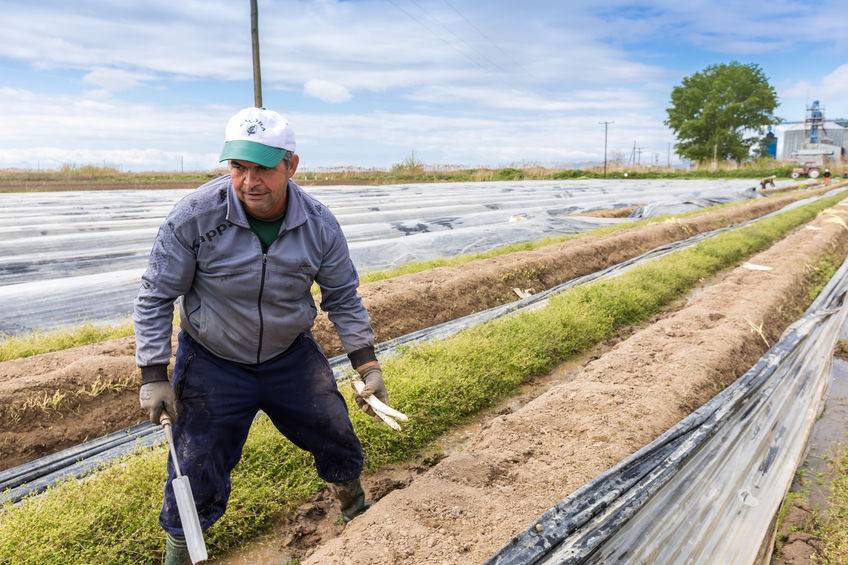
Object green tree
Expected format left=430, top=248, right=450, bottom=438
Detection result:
left=666, top=62, right=778, bottom=164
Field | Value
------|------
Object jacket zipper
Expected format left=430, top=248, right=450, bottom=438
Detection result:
left=257, top=253, right=267, bottom=364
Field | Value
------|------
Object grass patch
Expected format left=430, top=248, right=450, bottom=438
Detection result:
left=835, top=340, right=848, bottom=361
left=0, top=321, right=136, bottom=362
left=807, top=256, right=841, bottom=301
left=773, top=487, right=810, bottom=555
left=817, top=446, right=848, bottom=560
left=0, top=162, right=816, bottom=192
left=0, top=193, right=844, bottom=564
left=775, top=445, right=848, bottom=561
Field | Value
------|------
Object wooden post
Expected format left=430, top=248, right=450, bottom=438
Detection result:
left=250, top=0, right=263, bottom=108
left=599, top=121, right=614, bottom=179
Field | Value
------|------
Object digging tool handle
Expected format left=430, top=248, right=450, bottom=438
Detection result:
left=159, top=414, right=182, bottom=477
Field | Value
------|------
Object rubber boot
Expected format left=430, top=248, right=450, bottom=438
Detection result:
left=163, top=532, right=191, bottom=565
left=330, top=478, right=370, bottom=523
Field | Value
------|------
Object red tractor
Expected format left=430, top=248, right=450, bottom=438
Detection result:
left=790, top=161, right=821, bottom=179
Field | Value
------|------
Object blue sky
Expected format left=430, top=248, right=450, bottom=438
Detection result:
left=1, top=0, right=847, bottom=171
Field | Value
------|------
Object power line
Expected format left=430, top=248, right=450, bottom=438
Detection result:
left=407, top=0, right=512, bottom=76
left=383, top=0, right=496, bottom=76
left=383, top=0, right=558, bottom=103
left=440, top=0, right=544, bottom=85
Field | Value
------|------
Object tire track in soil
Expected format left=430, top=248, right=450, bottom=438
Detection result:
left=0, top=187, right=835, bottom=470
left=296, top=203, right=848, bottom=564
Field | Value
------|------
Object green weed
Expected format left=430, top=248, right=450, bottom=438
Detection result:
left=808, top=257, right=840, bottom=301
left=0, top=321, right=136, bottom=362
left=816, top=446, right=848, bottom=560
left=1, top=375, right=136, bottom=425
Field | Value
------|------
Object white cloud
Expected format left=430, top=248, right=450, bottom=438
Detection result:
left=587, top=0, right=847, bottom=55
left=407, top=85, right=655, bottom=112
left=781, top=80, right=815, bottom=100
left=0, top=87, right=673, bottom=170
left=82, top=68, right=155, bottom=92
left=10, top=1, right=844, bottom=170
left=0, top=87, right=224, bottom=157
left=1, top=147, right=219, bottom=172
left=303, top=79, right=352, bottom=103
left=0, top=0, right=665, bottom=95
left=779, top=63, right=848, bottom=119
left=822, top=64, right=848, bottom=97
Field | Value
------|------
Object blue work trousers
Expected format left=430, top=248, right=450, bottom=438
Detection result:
left=160, top=331, right=363, bottom=537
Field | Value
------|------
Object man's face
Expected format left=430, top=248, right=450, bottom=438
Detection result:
left=230, top=155, right=300, bottom=220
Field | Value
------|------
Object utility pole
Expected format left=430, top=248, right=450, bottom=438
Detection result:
left=599, top=121, right=614, bottom=178
left=667, top=142, right=671, bottom=169
left=636, top=146, right=644, bottom=167
left=250, top=0, right=263, bottom=107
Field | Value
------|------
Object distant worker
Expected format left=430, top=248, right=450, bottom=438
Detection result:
left=134, top=107, right=386, bottom=564
left=823, top=168, right=832, bottom=185
left=759, top=175, right=776, bottom=191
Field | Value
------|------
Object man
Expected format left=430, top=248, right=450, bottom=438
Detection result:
left=759, top=175, right=776, bottom=191
left=134, top=107, right=387, bottom=564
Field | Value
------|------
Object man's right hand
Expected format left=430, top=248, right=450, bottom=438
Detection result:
left=139, top=381, right=178, bottom=424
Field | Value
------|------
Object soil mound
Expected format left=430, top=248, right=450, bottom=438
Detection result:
left=303, top=204, right=848, bottom=564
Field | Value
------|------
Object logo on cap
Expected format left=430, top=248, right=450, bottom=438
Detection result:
left=241, top=118, right=266, bottom=136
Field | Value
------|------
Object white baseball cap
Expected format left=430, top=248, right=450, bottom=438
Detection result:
left=219, top=107, right=296, bottom=168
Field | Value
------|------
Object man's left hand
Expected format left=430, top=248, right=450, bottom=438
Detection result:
left=354, top=364, right=388, bottom=417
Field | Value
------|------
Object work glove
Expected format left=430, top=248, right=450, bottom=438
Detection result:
left=354, top=364, right=388, bottom=417
left=139, top=381, right=178, bottom=425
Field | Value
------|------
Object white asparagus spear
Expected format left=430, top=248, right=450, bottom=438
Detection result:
left=351, top=379, right=409, bottom=421
left=351, top=378, right=409, bottom=431
left=374, top=409, right=402, bottom=431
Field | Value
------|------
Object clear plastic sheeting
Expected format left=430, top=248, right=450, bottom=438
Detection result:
left=629, top=196, right=748, bottom=218
left=487, top=251, right=848, bottom=565
left=4, top=187, right=836, bottom=507
left=0, top=179, right=770, bottom=334
left=0, top=424, right=164, bottom=504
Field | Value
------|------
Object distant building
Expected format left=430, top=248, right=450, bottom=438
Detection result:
left=780, top=121, right=847, bottom=162
left=764, top=127, right=777, bottom=158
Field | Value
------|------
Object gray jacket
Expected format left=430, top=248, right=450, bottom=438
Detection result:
left=133, top=176, right=375, bottom=381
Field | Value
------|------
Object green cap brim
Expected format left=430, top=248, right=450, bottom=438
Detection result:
left=219, top=140, right=287, bottom=168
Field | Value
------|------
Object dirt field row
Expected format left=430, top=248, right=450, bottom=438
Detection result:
left=278, top=203, right=848, bottom=563
left=0, top=186, right=835, bottom=470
